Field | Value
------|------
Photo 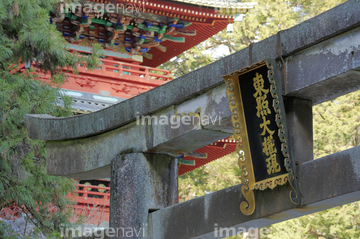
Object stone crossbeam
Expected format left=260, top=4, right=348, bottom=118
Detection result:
left=148, top=146, right=360, bottom=238
left=74, top=146, right=360, bottom=239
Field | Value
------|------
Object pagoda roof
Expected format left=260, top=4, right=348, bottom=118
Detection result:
left=54, top=0, right=254, bottom=67
left=136, top=0, right=238, bottom=66
left=143, top=18, right=229, bottom=67
left=169, top=0, right=257, bottom=9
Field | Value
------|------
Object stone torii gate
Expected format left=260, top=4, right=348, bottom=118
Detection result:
left=25, top=1, right=360, bottom=238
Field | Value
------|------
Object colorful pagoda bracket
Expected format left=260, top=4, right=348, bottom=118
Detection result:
left=50, top=0, right=251, bottom=67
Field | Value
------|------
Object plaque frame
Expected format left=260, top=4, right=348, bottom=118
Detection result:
left=223, top=59, right=301, bottom=215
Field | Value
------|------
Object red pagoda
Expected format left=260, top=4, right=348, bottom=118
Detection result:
left=5, top=0, right=255, bottom=226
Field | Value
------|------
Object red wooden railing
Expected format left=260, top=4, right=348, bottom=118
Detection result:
left=69, top=182, right=111, bottom=224
left=1, top=182, right=111, bottom=224
left=19, top=58, right=172, bottom=99
left=72, top=183, right=110, bottom=207
left=75, top=58, right=172, bottom=82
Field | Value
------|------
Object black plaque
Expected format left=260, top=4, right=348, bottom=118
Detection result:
left=238, top=65, right=288, bottom=182
left=223, top=59, right=300, bottom=216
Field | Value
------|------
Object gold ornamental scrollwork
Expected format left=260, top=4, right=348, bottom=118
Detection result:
left=224, top=73, right=255, bottom=215
left=266, top=59, right=301, bottom=205
left=223, top=59, right=301, bottom=216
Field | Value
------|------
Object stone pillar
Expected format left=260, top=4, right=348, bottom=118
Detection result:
left=109, top=153, right=178, bottom=239
left=285, top=97, right=313, bottom=164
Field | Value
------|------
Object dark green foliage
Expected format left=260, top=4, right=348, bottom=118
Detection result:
left=0, top=0, right=101, bottom=237
left=179, top=152, right=241, bottom=202
left=0, top=66, right=77, bottom=238
left=313, top=91, right=360, bottom=158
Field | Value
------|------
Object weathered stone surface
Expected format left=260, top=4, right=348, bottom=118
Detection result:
left=280, top=0, right=360, bottom=56
left=45, top=122, right=148, bottom=179
left=284, top=97, right=313, bottom=164
left=25, top=0, right=360, bottom=141
left=148, top=146, right=360, bottom=239
left=251, top=34, right=280, bottom=64
left=300, top=145, right=360, bottom=205
left=285, top=26, right=360, bottom=104
left=44, top=85, right=232, bottom=178
left=110, top=153, right=178, bottom=239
